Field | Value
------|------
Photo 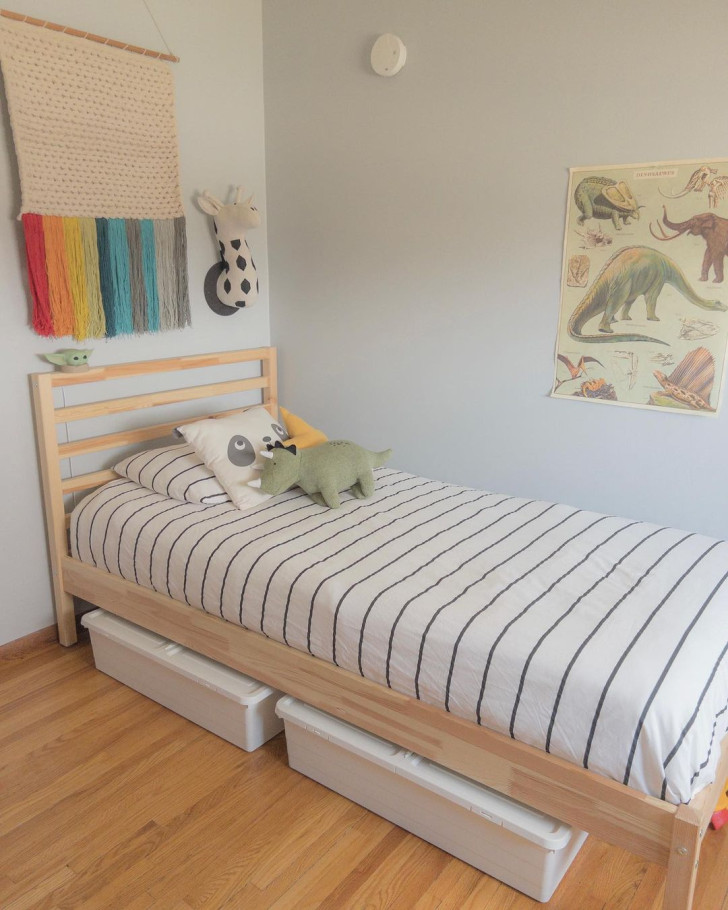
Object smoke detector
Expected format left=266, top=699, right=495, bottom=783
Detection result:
left=371, top=34, right=406, bottom=77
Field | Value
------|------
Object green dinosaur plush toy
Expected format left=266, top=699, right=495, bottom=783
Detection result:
left=252, top=440, right=392, bottom=508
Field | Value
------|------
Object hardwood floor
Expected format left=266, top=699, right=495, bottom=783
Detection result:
left=1, top=639, right=727, bottom=910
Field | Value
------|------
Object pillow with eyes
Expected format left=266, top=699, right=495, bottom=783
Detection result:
left=176, top=406, right=288, bottom=510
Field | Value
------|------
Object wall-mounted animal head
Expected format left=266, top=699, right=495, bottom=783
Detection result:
left=197, top=186, right=261, bottom=314
left=198, top=187, right=261, bottom=232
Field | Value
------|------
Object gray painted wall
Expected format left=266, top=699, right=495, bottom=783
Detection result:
left=263, top=0, right=728, bottom=538
left=0, top=0, right=268, bottom=645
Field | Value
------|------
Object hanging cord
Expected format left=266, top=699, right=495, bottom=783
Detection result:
left=141, top=0, right=175, bottom=60
left=0, top=8, right=179, bottom=63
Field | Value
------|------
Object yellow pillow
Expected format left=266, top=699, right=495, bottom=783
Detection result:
left=280, top=406, right=328, bottom=449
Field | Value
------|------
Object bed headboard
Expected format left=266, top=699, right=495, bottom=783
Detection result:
left=30, top=346, right=278, bottom=645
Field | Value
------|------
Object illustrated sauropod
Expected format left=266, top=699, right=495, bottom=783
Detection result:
left=567, top=246, right=726, bottom=345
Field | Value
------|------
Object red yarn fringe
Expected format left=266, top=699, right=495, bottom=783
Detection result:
left=22, top=213, right=54, bottom=336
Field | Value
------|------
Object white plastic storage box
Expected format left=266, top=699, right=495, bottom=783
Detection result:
left=276, top=697, right=587, bottom=902
left=82, top=609, right=283, bottom=751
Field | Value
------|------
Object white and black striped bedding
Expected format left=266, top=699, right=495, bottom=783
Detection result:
left=71, top=468, right=728, bottom=804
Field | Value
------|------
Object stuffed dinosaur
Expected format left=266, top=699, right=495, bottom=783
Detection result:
left=251, top=440, right=392, bottom=508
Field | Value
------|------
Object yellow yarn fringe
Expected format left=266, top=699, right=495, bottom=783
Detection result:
left=79, top=218, right=106, bottom=338
left=62, top=217, right=89, bottom=341
left=42, top=216, right=75, bottom=338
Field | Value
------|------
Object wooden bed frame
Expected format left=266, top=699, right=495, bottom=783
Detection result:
left=31, top=346, right=728, bottom=910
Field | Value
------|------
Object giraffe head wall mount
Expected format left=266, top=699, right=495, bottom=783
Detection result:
left=197, top=187, right=261, bottom=316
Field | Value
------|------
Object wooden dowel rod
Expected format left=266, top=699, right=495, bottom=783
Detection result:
left=0, top=9, right=180, bottom=63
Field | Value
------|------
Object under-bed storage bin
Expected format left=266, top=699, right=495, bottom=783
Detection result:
left=82, top=609, right=283, bottom=751
left=276, top=697, right=587, bottom=902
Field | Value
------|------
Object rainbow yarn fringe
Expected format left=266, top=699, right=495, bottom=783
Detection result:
left=22, top=214, right=190, bottom=339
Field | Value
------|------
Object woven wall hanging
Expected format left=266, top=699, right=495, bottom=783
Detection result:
left=0, top=16, right=190, bottom=339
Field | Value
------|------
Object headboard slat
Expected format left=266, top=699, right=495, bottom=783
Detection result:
left=46, top=347, right=273, bottom=387
left=54, top=376, right=269, bottom=423
left=57, top=405, right=257, bottom=460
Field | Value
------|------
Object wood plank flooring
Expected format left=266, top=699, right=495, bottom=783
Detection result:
left=1, top=638, right=727, bottom=910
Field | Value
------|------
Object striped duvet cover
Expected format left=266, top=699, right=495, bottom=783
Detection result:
left=71, top=468, right=728, bottom=804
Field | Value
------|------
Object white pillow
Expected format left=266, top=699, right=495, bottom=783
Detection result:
left=176, top=406, right=288, bottom=510
left=114, top=443, right=230, bottom=505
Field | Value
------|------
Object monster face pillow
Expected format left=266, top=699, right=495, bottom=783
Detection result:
left=177, top=406, right=288, bottom=510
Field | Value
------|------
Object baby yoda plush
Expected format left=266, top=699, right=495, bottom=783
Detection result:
left=44, top=350, right=93, bottom=373
left=252, top=440, right=392, bottom=508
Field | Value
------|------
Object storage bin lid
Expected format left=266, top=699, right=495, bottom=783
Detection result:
left=82, top=609, right=276, bottom=704
left=276, top=696, right=576, bottom=850
left=277, top=695, right=401, bottom=767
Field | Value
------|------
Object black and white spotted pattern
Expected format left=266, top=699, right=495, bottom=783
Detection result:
left=71, top=469, right=728, bottom=804
left=216, top=234, right=257, bottom=308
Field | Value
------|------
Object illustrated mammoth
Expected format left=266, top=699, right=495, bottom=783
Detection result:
left=650, top=206, right=728, bottom=283
left=659, top=165, right=728, bottom=209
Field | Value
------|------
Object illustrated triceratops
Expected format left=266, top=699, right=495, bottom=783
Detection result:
left=574, top=176, right=641, bottom=230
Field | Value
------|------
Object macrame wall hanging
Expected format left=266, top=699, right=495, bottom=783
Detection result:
left=0, top=12, right=189, bottom=339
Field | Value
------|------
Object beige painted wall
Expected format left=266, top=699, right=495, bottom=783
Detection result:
left=263, top=0, right=728, bottom=538
left=0, top=0, right=268, bottom=644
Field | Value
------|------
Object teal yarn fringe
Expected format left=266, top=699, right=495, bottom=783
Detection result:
left=140, top=219, right=160, bottom=332
left=93, top=217, right=185, bottom=337
left=107, top=219, right=133, bottom=335
left=95, top=219, right=118, bottom=337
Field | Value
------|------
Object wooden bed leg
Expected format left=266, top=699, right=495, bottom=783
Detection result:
left=52, top=589, right=77, bottom=648
left=663, top=804, right=703, bottom=910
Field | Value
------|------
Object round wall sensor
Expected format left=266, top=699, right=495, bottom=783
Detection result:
left=371, top=34, right=406, bottom=76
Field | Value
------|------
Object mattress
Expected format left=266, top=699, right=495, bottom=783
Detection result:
left=71, top=468, right=728, bottom=804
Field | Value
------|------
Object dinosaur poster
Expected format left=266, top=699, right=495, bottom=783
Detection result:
left=552, top=158, right=728, bottom=414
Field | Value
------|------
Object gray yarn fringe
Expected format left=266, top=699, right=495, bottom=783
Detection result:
left=126, top=219, right=148, bottom=333
left=154, top=218, right=178, bottom=331
left=174, top=216, right=191, bottom=328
